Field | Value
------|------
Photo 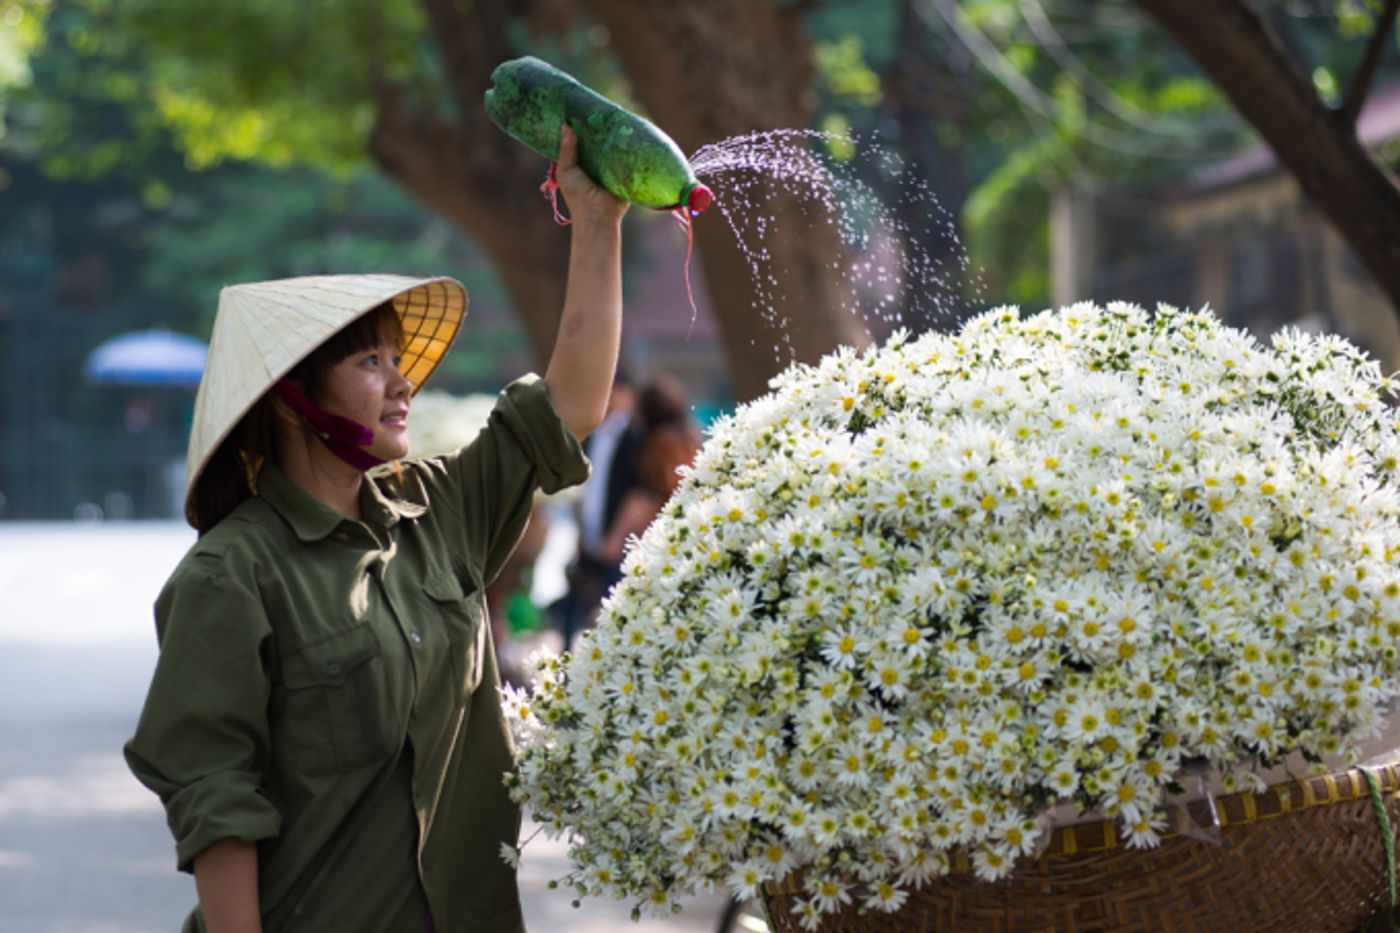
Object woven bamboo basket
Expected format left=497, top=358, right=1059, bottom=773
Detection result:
left=761, top=763, right=1400, bottom=932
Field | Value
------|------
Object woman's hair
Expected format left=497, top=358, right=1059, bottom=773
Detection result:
left=636, top=373, right=692, bottom=433
left=188, top=302, right=404, bottom=535
left=635, top=374, right=701, bottom=497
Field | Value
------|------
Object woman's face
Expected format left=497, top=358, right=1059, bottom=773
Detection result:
left=319, top=332, right=413, bottom=462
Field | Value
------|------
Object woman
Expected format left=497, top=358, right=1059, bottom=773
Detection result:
left=599, top=373, right=702, bottom=564
left=124, top=127, right=626, bottom=933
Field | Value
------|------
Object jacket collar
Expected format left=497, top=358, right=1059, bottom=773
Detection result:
left=257, top=462, right=425, bottom=542
left=359, top=470, right=427, bottom=528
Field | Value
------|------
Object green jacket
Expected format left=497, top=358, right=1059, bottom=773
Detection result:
left=125, top=376, right=589, bottom=932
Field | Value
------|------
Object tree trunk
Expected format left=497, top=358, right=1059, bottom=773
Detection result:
left=588, top=0, right=871, bottom=400
left=368, top=0, right=572, bottom=369
left=1133, top=0, right=1400, bottom=324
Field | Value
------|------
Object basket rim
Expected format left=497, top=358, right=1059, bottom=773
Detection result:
left=763, top=760, right=1400, bottom=896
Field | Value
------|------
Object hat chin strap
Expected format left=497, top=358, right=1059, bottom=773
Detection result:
left=273, top=378, right=386, bottom=472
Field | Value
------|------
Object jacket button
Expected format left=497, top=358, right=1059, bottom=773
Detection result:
left=410, top=632, right=423, bottom=646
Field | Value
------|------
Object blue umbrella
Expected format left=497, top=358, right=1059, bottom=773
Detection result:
left=84, top=329, right=208, bottom=388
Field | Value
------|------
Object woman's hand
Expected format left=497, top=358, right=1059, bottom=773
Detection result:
left=555, top=125, right=630, bottom=228
left=544, top=123, right=628, bottom=440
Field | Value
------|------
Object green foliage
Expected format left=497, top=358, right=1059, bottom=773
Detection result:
left=901, top=0, right=1251, bottom=306
left=1313, top=65, right=1342, bottom=107
left=804, top=1, right=897, bottom=142
left=963, top=130, right=1061, bottom=305
left=815, top=36, right=883, bottom=108
left=804, top=2, right=898, bottom=72
left=10, top=0, right=1399, bottom=326
left=819, top=112, right=856, bottom=161
left=800, top=0, right=1258, bottom=309
left=4, top=5, right=189, bottom=183
left=110, top=0, right=428, bottom=171
left=7, top=0, right=428, bottom=175
left=1334, top=0, right=1397, bottom=41
left=1151, top=75, right=1219, bottom=113
left=0, top=1, right=47, bottom=91
left=19, top=0, right=648, bottom=178
left=0, top=0, right=50, bottom=141
left=0, top=2, right=527, bottom=391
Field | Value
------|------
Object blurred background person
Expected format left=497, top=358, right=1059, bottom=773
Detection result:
left=559, top=370, right=642, bottom=649
left=599, top=372, right=702, bottom=565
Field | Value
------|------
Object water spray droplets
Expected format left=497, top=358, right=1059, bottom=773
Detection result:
left=690, top=129, right=979, bottom=363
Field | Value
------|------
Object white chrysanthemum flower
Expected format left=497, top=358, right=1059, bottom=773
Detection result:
left=724, top=858, right=767, bottom=901
left=864, top=879, right=911, bottom=913
left=807, top=874, right=854, bottom=914
left=1123, top=813, right=1168, bottom=850
left=504, top=303, right=1400, bottom=922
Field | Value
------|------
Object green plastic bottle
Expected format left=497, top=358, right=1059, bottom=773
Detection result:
left=484, top=56, right=713, bottom=214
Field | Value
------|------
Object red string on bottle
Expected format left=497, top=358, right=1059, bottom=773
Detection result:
left=672, top=206, right=700, bottom=337
left=540, top=162, right=572, bottom=226
left=538, top=161, right=704, bottom=335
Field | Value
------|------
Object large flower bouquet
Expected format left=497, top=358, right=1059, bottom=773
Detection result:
left=504, top=303, right=1400, bottom=929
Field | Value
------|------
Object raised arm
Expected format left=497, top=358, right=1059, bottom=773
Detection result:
left=544, top=125, right=630, bottom=441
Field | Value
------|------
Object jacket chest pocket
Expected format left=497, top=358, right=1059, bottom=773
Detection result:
left=278, top=624, right=396, bottom=776
left=422, top=570, right=485, bottom=704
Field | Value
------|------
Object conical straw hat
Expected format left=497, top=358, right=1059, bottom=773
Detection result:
left=186, top=274, right=467, bottom=512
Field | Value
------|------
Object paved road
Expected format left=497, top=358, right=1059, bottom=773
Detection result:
left=0, top=522, right=735, bottom=932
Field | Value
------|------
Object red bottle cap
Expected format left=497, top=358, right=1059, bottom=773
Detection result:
left=684, top=183, right=713, bottom=215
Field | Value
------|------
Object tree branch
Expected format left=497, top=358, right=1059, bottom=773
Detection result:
left=1341, top=0, right=1400, bottom=127
left=1133, top=0, right=1400, bottom=322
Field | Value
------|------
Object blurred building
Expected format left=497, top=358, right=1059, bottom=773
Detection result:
left=1052, top=81, right=1400, bottom=371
